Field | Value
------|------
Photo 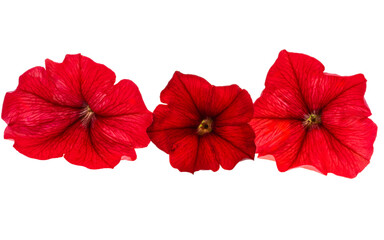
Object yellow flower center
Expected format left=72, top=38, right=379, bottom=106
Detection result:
left=197, top=117, right=213, bottom=135
left=304, top=113, right=321, bottom=127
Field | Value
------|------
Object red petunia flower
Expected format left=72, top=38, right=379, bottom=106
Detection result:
left=250, top=50, right=377, bottom=178
left=147, top=71, right=256, bottom=173
left=2, top=54, right=152, bottom=169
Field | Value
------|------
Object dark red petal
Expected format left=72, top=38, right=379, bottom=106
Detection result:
left=169, top=134, right=221, bottom=173
left=213, top=125, right=255, bottom=160
left=2, top=90, right=79, bottom=159
left=214, top=89, right=253, bottom=126
left=209, top=132, right=254, bottom=170
left=45, top=54, right=116, bottom=107
left=169, top=134, right=200, bottom=173
left=160, top=71, right=208, bottom=120
left=161, top=71, right=254, bottom=118
left=147, top=104, right=198, bottom=153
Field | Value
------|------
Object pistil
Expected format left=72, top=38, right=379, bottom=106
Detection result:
left=80, top=105, right=95, bottom=127
left=197, top=117, right=213, bottom=135
left=303, top=113, right=321, bottom=128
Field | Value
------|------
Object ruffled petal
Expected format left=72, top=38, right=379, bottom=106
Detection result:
left=321, top=74, right=371, bottom=120
left=90, top=80, right=152, bottom=148
left=45, top=54, right=116, bottom=107
left=2, top=89, right=79, bottom=159
left=254, top=50, right=324, bottom=119
left=161, top=71, right=253, bottom=120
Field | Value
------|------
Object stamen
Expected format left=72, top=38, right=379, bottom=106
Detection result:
left=197, top=117, right=213, bottom=135
left=303, top=113, right=321, bottom=128
left=80, top=105, right=95, bottom=127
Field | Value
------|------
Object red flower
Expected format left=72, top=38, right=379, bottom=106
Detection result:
left=147, top=71, right=256, bottom=173
left=2, top=54, right=152, bottom=169
left=250, top=50, right=377, bottom=178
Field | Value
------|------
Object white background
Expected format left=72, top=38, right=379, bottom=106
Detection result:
left=0, top=1, right=383, bottom=239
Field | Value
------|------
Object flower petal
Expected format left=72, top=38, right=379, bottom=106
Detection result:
left=160, top=71, right=208, bottom=121
left=288, top=127, right=375, bottom=178
left=321, top=74, right=371, bottom=120
left=214, top=88, right=253, bottom=126
left=169, top=134, right=221, bottom=173
left=89, top=79, right=152, bottom=149
left=209, top=132, right=254, bottom=170
left=250, top=118, right=306, bottom=169
left=213, top=125, right=256, bottom=160
left=62, top=121, right=133, bottom=169
left=321, top=118, right=377, bottom=170
left=2, top=89, right=79, bottom=159
left=45, top=54, right=116, bottom=107
left=147, top=104, right=198, bottom=153
left=169, top=134, right=200, bottom=173
left=253, top=50, right=324, bottom=119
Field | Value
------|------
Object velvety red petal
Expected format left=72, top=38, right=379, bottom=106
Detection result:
left=160, top=71, right=208, bottom=121
left=45, top=54, right=116, bottom=107
left=214, top=89, right=253, bottom=126
left=213, top=125, right=255, bottom=160
left=169, top=134, right=221, bottom=173
left=209, top=131, right=254, bottom=170
left=169, top=134, right=200, bottom=173
left=161, top=71, right=253, bottom=120
left=147, top=104, right=198, bottom=153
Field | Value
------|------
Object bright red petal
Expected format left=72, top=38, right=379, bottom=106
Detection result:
left=253, top=50, right=324, bottom=119
left=64, top=121, right=137, bottom=169
left=252, top=50, right=377, bottom=177
left=45, top=54, right=116, bottom=107
left=91, top=80, right=152, bottom=148
left=2, top=89, right=79, bottom=159
left=3, top=56, right=151, bottom=169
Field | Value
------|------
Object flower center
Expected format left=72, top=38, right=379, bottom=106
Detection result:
left=303, top=113, right=321, bottom=128
left=197, top=117, right=213, bottom=135
left=80, top=105, right=95, bottom=127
